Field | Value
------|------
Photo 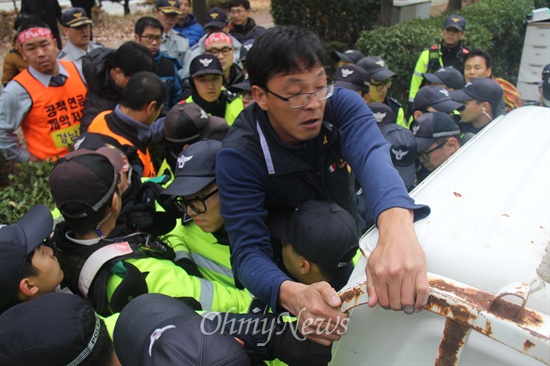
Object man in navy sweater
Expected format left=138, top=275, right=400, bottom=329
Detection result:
left=217, top=25, right=430, bottom=345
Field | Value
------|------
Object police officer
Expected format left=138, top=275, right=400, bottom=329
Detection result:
left=409, top=15, right=469, bottom=110
left=154, top=0, right=191, bottom=72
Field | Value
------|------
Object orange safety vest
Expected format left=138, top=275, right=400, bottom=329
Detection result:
left=14, top=60, right=86, bottom=161
left=88, top=111, right=156, bottom=178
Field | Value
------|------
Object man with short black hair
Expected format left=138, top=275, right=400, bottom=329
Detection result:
left=450, top=77, right=504, bottom=134
left=81, top=41, right=156, bottom=131
left=135, top=16, right=183, bottom=114
left=0, top=21, right=87, bottom=162
left=217, top=25, right=430, bottom=345
left=58, top=7, right=102, bottom=67
left=87, top=71, right=165, bottom=178
left=409, top=15, right=469, bottom=107
left=227, top=0, right=266, bottom=44
left=464, top=49, right=521, bottom=113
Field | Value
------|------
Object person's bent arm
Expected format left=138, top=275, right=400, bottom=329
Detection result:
left=328, top=88, right=430, bottom=313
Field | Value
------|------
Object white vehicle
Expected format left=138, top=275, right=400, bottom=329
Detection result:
left=332, top=106, right=550, bottom=365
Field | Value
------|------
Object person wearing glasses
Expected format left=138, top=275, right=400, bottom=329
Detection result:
left=163, top=139, right=249, bottom=291
left=183, top=53, right=243, bottom=124
left=227, top=0, right=266, bottom=44
left=216, top=25, right=430, bottom=346
left=412, top=112, right=464, bottom=183
left=48, top=148, right=255, bottom=318
left=357, top=56, right=406, bottom=127
left=154, top=0, right=191, bottom=72
left=134, top=16, right=183, bottom=115
left=204, top=31, right=245, bottom=88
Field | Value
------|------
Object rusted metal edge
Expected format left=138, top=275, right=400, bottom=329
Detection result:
left=337, top=274, right=550, bottom=364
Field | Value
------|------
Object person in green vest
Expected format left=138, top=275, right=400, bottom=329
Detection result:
left=184, top=53, right=243, bottom=124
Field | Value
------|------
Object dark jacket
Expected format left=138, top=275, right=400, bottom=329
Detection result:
left=217, top=87, right=430, bottom=310
left=21, top=0, right=62, bottom=48
left=81, top=47, right=121, bottom=132
left=227, top=18, right=266, bottom=44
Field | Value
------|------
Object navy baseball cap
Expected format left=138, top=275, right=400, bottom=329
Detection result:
left=412, top=112, right=461, bottom=152
left=155, top=0, right=181, bottom=14
left=0, top=292, right=104, bottom=365
left=413, top=85, right=464, bottom=113
left=0, top=204, right=53, bottom=307
left=449, top=77, right=504, bottom=110
left=357, top=56, right=396, bottom=81
left=423, top=67, right=464, bottom=90
left=114, top=293, right=250, bottom=366
left=333, top=64, right=369, bottom=91
left=205, top=6, right=228, bottom=29
left=162, top=139, right=221, bottom=197
left=368, top=102, right=396, bottom=128
left=164, top=103, right=228, bottom=144
left=268, top=200, right=358, bottom=271
left=331, top=49, right=365, bottom=64
left=444, top=14, right=465, bottom=32
left=190, top=53, right=224, bottom=78
left=61, top=7, right=92, bottom=28
left=380, top=124, right=417, bottom=188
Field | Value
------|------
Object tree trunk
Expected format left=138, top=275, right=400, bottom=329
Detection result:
left=378, top=0, right=393, bottom=27
left=446, top=0, right=463, bottom=11
left=194, top=0, right=208, bottom=26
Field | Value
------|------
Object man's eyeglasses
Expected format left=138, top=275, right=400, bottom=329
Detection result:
left=174, top=188, right=219, bottom=214
left=140, top=34, right=163, bottom=43
left=264, top=83, right=334, bottom=109
left=416, top=139, right=448, bottom=162
left=369, top=79, right=392, bottom=92
left=230, top=8, right=246, bottom=14
left=205, top=47, right=233, bottom=56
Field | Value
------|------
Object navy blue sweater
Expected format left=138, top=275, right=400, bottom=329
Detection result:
left=216, top=87, right=430, bottom=311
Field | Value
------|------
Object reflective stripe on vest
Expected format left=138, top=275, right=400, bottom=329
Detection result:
left=78, top=242, right=134, bottom=297
left=88, top=110, right=156, bottom=177
left=198, top=277, right=214, bottom=310
left=14, top=60, right=86, bottom=160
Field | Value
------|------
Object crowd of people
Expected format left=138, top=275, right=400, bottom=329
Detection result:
left=0, top=2, right=549, bottom=365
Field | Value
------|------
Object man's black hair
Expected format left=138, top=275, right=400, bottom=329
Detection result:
left=16, top=20, right=51, bottom=35
left=14, top=14, right=40, bottom=32
left=80, top=309, right=116, bottom=366
left=464, top=49, right=492, bottom=71
left=246, top=25, right=325, bottom=90
left=120, top=71, right=166, bottom=111
left=111, top=41, right=156, bottom=77
left=135, top=16, right=163, bottom=36
left=228, top=0, right=250, bottom=10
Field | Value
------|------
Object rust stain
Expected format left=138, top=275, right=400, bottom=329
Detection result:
left=501, top=213, right=510, bottom=217
left=339, top=285, right=364, bottom=304
left=453, top=192, right=462, bottom=198
left=429, top=279, right=544, bottom=328
left=523, top=339, right=535, bottom=351
left=435, top=319, right=469, bottom=366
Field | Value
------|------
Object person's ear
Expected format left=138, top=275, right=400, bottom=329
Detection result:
left=121, top=155, right=130, bottom=173
left=446, top=137, right=460, bottom=154
left=251, top=85, right=268, bottom=110
left=111, top=191, right=121, bottom=211
left=300, top=258, right=311, bottom=275
left=134, top=33, right=140, bottom=42
left=413, top=110, right=423, bottom=119
left=363, top=92, right=371, bottom=104
left=19, top=277, right=39, bottom=298
left=147, top=100, right=159, bottom=115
